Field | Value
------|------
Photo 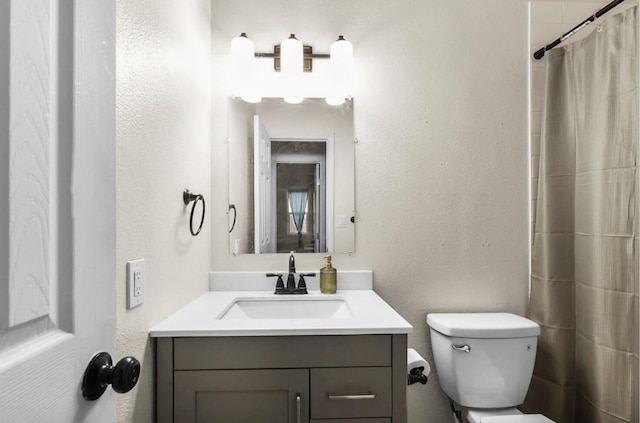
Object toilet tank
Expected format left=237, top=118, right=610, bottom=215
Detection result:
left=426, top=313, right=540, bottom=408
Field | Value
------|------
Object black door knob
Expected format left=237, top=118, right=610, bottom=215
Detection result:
left=82, top=352, right=141, bottom=401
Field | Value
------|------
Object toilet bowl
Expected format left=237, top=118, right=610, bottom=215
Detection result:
left=426, top=313, right=555, bottom=423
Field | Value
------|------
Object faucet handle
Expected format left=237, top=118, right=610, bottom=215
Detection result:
left=266, top=273, right=285, bottom=294
left=296, top=273, right=315, bottom=294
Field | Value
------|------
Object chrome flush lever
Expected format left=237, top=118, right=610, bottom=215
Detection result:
left=452, top=344, right=471, bottom=353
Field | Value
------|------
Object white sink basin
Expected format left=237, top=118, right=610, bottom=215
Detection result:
left=218, top=297, right=353, bottom=320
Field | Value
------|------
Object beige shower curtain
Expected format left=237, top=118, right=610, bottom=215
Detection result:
left=524, top=6, right=639, bottom=423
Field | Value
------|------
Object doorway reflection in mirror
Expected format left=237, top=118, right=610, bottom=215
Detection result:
left=227, top=97, right=354, bottom=255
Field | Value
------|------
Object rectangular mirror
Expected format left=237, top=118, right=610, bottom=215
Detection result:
left=228, top=97, right=355, bottom=255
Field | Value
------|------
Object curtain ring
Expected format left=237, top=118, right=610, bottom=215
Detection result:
left=183, top=189, right=205, bottom=236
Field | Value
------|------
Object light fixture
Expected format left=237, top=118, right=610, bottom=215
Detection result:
left=230, top=33, right=261, bottom=103
left=280, top=34, right=303, bottom=103
left=240, top=96, right=262, bottom=104
left=325, top=97, right=346, bottom=106
left=280, top=34, right=303, bottom=77
left=326, top=35, right=352, bottom=106
left=230, top=33, right=353, bottom=104
left=329, top=35, right=353, bottom=80
left=284, top=96, right=304, bottom=105
left=230, top=33, right=254, bottom=70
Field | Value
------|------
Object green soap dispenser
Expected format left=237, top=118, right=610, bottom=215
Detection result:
left=320, top=255, right=337, bottom=294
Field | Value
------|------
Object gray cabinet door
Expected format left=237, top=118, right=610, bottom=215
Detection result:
left=174, top=368, right=309, bottom=423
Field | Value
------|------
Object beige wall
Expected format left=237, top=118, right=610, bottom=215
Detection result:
left=211, top=1, right=530, bottom=421
left=115, top=0, right=212, bottom=421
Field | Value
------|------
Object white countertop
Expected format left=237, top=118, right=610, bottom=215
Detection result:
left=149, top=288, right=413, bottom=338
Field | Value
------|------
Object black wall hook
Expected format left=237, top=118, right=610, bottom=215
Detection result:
left=183, top=189, right=205, bottom=236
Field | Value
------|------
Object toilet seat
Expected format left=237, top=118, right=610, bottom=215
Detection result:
left=481, top=415, right=554, bottom=423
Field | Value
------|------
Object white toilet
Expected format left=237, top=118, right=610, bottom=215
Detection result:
left=426, top=313, right=555, bottom=423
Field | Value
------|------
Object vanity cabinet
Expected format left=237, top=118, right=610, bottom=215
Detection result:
left=156, top=334, right=407, bottom=423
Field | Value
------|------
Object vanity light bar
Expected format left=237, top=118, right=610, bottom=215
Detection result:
left=231, top=33, right=352, bottom=105
left=237, top=33, right=347, bottom=72
left=256, top=46, right=329, bottom=72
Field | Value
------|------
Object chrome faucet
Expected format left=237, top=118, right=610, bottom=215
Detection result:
left=266, top=252, right=314, bottom=295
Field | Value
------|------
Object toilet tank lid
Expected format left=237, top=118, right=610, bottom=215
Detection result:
left=426, top=313, right=540, bottom=338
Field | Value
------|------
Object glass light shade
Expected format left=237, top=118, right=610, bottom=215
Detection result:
left=330, top=35, right=353, bottom=79
left=325, top=97, right=345, bottom=106
left=284, top=96, right=303, bottom=104
left=280, top=34, right=303, bottom=77
left=328, top=35, right=353, bottom=98
left=241, top=96, right=262, bottom=104
left=230, top=33, right=255, bottom=81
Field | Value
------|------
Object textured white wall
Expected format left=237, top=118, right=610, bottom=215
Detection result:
left=211, top=0, right=530, bottom=421
left=115, top=0, right=211, bottom=421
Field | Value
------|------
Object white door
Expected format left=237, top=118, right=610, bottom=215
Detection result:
left=254, top=116, right=275, bottom=254
left=0, top=1, right=116, bottom=422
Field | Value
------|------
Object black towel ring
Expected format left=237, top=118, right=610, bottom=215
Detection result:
left=183, top=189, right=205, bottom=236
left=228, top=204, right=237, bottom=233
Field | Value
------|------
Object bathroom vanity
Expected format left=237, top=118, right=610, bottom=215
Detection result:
left=151, top=271, right=412, bottom=423
left=157, top=334, right=406, bottom=422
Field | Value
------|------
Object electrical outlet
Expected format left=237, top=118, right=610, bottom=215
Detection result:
left=126, top=259, right=144, bottom=309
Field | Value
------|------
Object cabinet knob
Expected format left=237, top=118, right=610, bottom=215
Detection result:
left=82, top=352, right=141, bottom=401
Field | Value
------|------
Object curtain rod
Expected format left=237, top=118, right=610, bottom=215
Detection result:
left=533, top=0, right=627, bottom=60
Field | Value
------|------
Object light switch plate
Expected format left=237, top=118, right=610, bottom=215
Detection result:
left=126, top=259, right=144, bottom=309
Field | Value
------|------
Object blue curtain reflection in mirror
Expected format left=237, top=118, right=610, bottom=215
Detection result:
left=288, top=189, right=308, bottom=248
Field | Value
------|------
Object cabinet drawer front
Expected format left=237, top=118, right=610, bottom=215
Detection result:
left=174, top=335, right=391, bottom=370
left=311, top=367, right=392, bottom=419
